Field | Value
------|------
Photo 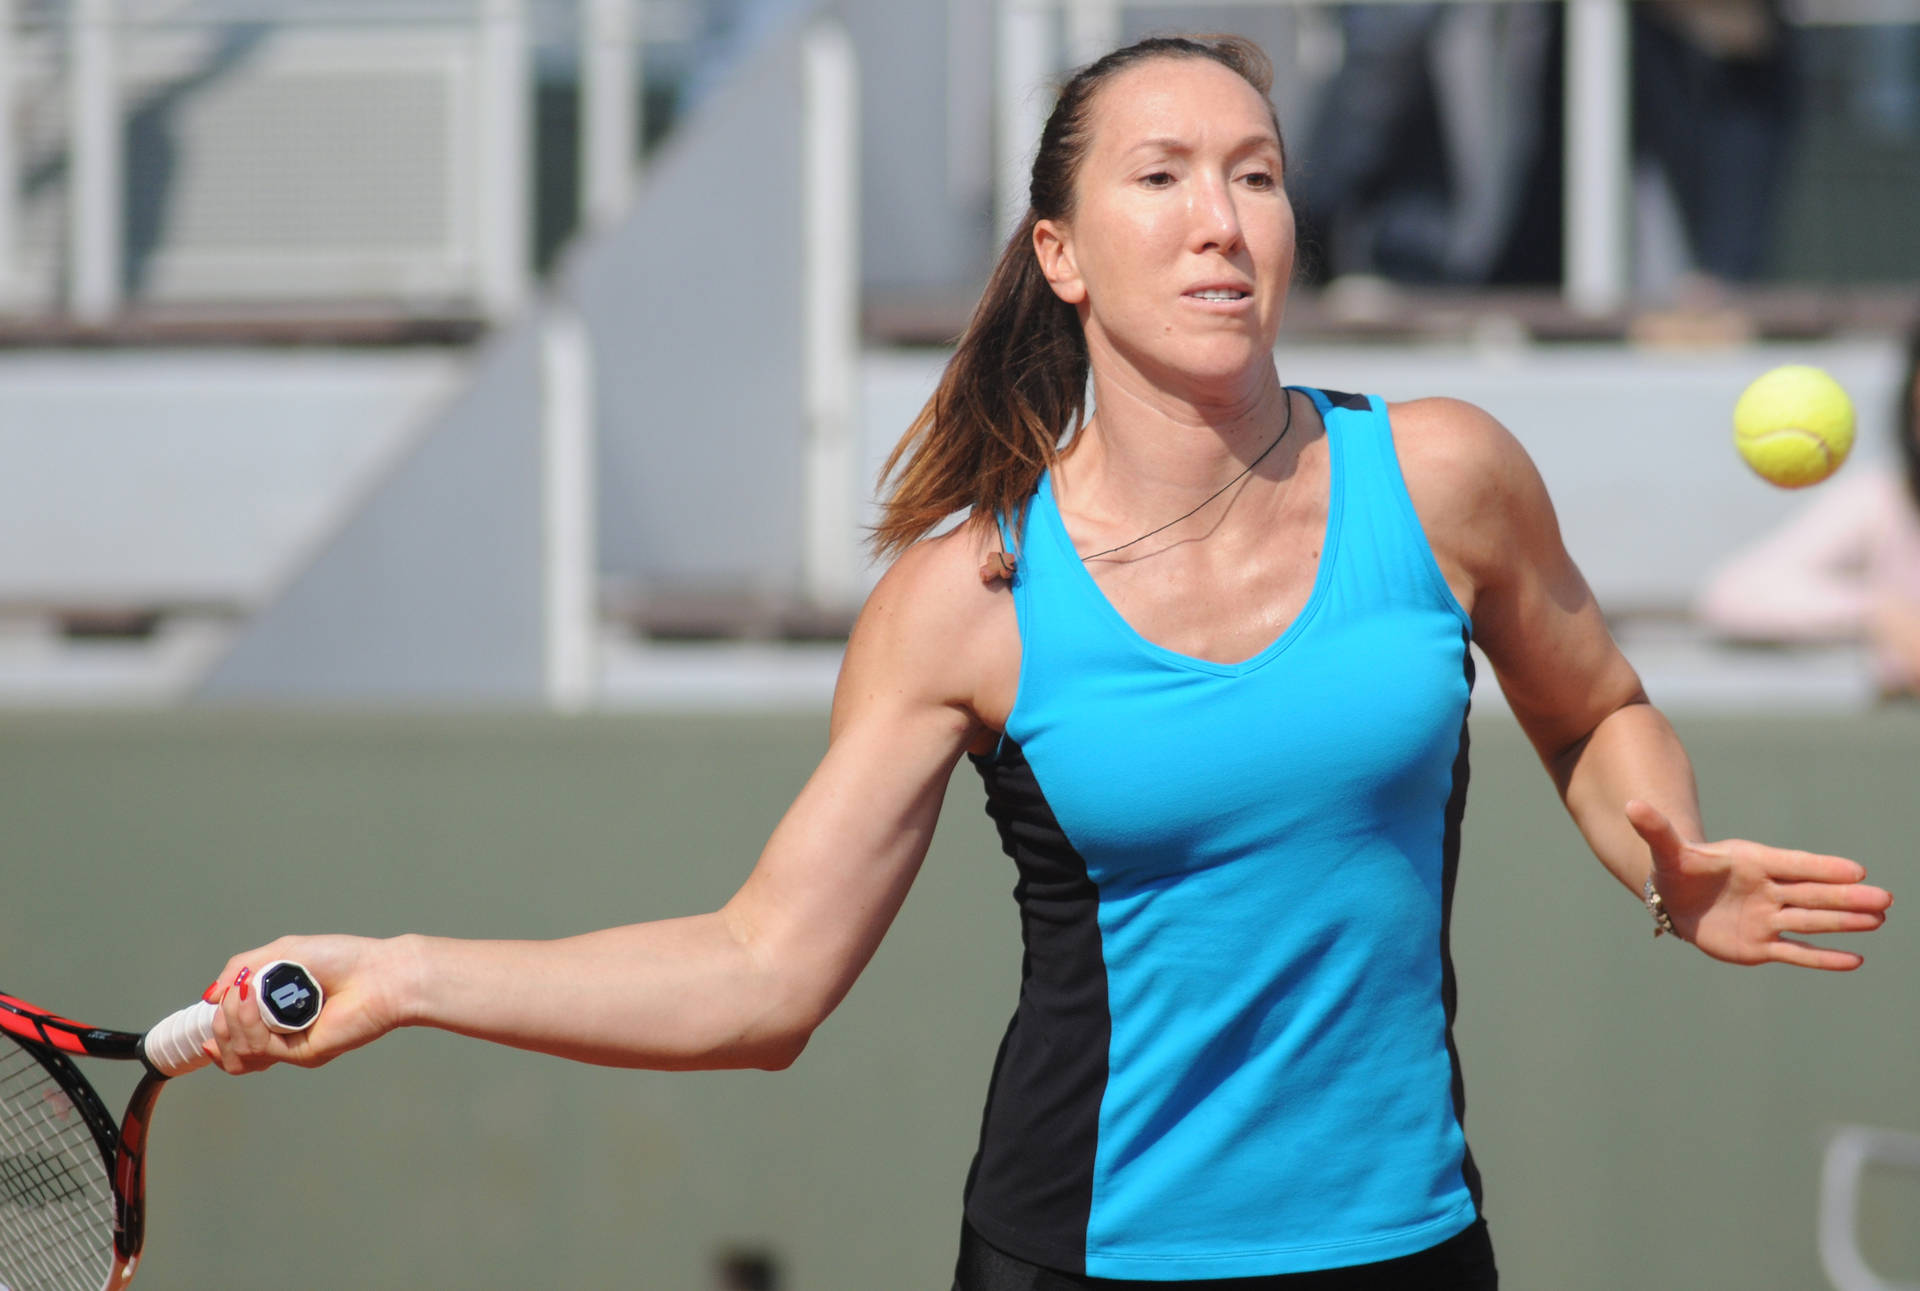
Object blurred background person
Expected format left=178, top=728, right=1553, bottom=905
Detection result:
left=1698, top=326, right=1920, bottom=695
left=1293, top=1, right=1553, bottom=287
left=1632, top=0, right=1799, bottom=294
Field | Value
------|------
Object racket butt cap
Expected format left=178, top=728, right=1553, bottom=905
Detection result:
left=141, top=960, right=324, bottom=1077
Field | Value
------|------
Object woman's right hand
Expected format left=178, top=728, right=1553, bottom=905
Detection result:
left=204, top=934, right=415, bottom=1074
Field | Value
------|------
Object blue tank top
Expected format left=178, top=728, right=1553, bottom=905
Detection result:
left=964, top=388, right=1480, bottom=1280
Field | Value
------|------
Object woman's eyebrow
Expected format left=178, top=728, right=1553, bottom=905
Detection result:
left=1121, top=136, right=1193, bottom=159
left=1227, top=132, right=1284, bottom=157
left=1120, top=132, right=1280, bottom=160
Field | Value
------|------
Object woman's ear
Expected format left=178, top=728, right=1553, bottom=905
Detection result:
left=1033, top=218, right=1087, bottom=305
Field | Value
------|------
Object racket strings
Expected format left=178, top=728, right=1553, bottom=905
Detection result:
left=0, top=1043, right=115, bottom=1291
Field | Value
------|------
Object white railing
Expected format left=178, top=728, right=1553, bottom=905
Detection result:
left=5, top=0, right=1907, bottom=328
left=579, top=0, right=637, bottom=233
left=994, top=0, right=1917, bottom=318
left=0, top=0, right=674, bottom=322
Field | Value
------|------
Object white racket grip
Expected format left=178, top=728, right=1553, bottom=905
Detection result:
left=144, top=1001, right=217, bottom=1077
left=142, top=960, right=324, bottom=1078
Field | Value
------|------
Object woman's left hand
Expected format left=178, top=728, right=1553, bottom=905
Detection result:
left=1626, top=800, right=1893, bottom=970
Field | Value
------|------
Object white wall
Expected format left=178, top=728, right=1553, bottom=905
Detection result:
left=0, top=349, right=462, bottom=608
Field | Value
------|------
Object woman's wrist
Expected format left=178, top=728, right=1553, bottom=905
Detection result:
left=375, top=932, right=433, bottom=1030
left=1641, top=873, right=1679, bottom=938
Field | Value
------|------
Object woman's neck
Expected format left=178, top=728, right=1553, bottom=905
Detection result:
left=1057, top=357, right=1294, bottom=526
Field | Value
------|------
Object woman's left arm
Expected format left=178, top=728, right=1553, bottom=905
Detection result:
left=1396, top=398, right=1893, bottom=970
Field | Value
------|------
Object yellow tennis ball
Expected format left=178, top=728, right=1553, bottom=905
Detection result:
left=1733, top=364, right=1855, bottom=488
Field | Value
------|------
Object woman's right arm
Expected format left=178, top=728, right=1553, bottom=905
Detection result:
left=203, top=532, right=1009, bottom=1075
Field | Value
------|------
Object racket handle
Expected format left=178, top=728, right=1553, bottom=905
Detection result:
left=143, top=960, right=325, bottom=1078
left=144, top=1003, right=217, bottom=1076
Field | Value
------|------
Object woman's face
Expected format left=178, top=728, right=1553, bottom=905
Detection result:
left=1035, top=57, right=1294, bottom=400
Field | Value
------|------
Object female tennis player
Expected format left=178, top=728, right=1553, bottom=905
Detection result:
left=202, top=36, right=1891, bottom=1289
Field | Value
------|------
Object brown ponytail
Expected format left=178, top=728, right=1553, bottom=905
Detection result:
left=870, top=34, right=1279, bottom=560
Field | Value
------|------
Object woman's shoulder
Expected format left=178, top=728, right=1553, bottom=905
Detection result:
left=1383, top=395, right=1520, bottom=460
left=845, top=518, right=1019, bottom=702
left=1373, top=396, right=1561, bottom=599
left=1381, top=396, right=1539, bottom=518
left=1282, top=387, right=1516, bottom=485
left=869, top=517, right=1012, bottom=609
left=830, top=518, right=1020, bottom=748
left=844, top=518, right=1023, bottom=733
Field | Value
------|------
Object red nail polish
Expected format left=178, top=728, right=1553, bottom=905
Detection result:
left=202, top=981, right=222, bottom=1003
left=234, top=967, right=252, bottom=1002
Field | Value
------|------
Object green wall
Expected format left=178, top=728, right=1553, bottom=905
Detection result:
left=3, top=708, right=1915, bottom=1289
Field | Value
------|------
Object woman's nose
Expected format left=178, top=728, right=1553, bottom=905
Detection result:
left=1191, top=175, right=1243, bottom=253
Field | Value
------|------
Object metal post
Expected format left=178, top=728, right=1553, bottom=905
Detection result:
left=541, top=307, right=599, bottom=711
left=1062, top=0, right=1121, bottom=66
left=0, top=0, right=17, bottom=310
left=580, top=0, right=636, bottom=232
left=1563, top=0, right=1630, bottom=316
left=996, top=0, right=1055, bottom=241
left=631, top=0, right=646, bottom=181
left=70, top=0, right=122, bottom=323
left=800, top=21, right=860, bottom=611
left=477, top=0, right=530, bottom=319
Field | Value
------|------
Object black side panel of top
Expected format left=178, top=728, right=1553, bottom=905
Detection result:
left=965, top=737, right=1111, bottom=1275
left=1316, top=388, right=1373, bottom=412
left=1439, top=627, right=1484, bottom=1212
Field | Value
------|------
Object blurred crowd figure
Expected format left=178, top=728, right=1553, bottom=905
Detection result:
left=1698, top=330, right=1920, bottom=697
left=1294, top=0, right=1797, bottom=291
left=1294, top=2, right=1553, bottom=286
left=1633, top=0, right=1796, bottom=285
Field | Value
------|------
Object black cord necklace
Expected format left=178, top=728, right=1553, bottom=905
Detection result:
left=1079, top=390, right=1296, bottom=563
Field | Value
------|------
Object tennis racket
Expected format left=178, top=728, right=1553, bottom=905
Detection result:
left=0, top=961, right=323, bottom=1291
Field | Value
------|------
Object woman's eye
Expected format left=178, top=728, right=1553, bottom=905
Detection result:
left=1141, top=171, right=1176, bottom=189
left=1239, top=171, right=1277, bottom=191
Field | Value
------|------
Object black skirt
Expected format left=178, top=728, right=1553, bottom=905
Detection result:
left=952, top=1217, right=1498, bottom=1291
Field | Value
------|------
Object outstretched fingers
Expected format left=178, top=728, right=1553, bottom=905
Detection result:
left=1746, top=844, right=1871, bottom=886
left=1774, top=906, right=1889, bottom=936
left=1761, top=868, right=1890, bottom=970
left=1767, top=938, right=1867, bottom=972
left=1773, top=879, right=1895, bottom=913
